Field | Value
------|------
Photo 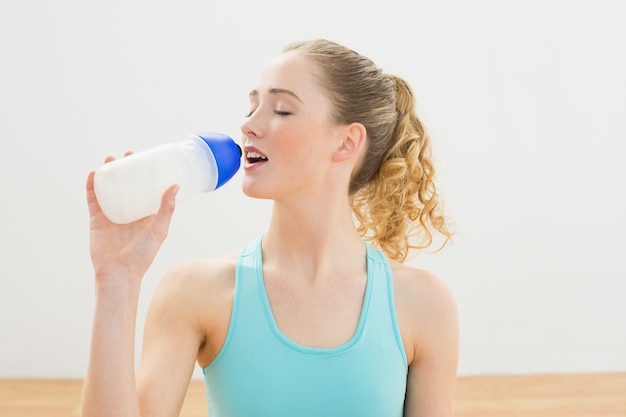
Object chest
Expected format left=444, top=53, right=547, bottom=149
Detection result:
left=262, top=272, right=368, bottom=348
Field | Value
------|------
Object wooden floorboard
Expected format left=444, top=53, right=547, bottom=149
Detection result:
left=453, top=373, right=626, bottom=417
left=0, top=373, right=624, bottom=416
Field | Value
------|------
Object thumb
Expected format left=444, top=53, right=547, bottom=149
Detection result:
left=151, top=184, right=179, bottom=241
left=85, top=171, right=102, bottom=217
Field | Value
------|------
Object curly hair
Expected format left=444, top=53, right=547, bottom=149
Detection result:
left=284, top=40, right=451, bottom=262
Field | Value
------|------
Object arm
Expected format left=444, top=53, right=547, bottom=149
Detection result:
left=81, top=167, right=194, bottom=417
left=395, top=268, right=459, bottom=417
left=136, top=262, right=211, bottom=417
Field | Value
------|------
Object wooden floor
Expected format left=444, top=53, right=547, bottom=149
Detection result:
left=0, top=373, right=625, bottom=417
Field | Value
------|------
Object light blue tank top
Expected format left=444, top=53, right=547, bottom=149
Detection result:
left=203, top=236, right=408, bottom=417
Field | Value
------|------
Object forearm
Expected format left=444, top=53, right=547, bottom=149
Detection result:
left=81, top=280, right=143, bottom=417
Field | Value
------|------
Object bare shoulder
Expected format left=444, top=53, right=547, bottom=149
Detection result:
left=155, top=247, right=236, bottom=307
left=157, top=250, right=239, bottom=299
left=389, top=261, right=459, bottom=365
left=144, top=249, right=241, bottom=367
left=389, top=261, right=457, bottom=315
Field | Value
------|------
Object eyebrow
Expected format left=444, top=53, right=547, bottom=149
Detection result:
left=248, top=88, right=304, bottom=104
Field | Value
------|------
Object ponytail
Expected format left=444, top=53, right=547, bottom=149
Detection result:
left=351, top=75, right=451, bottom=262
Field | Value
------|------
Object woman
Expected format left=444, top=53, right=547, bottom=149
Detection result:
left=82, top=39, right=459, bottom=417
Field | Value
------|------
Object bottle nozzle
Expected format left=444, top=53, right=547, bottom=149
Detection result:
left=196, top=132, right=242, bottom=189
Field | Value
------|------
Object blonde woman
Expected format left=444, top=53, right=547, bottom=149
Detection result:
left=82, top=39, right=458, bottom=417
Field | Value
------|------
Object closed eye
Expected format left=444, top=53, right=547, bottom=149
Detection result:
left=245, top=109, right=292, bottom=118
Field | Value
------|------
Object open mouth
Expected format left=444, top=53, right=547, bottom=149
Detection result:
left=246, top=151, right=268, bottom=164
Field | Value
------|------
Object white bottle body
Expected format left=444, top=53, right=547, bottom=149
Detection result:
left=94, top=136, right=218, bottom=224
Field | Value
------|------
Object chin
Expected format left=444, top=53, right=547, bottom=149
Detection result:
left=241, top=181, right=273, bottom=200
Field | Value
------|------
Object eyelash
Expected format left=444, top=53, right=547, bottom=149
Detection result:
left=245, top=110, right=292, bottom=117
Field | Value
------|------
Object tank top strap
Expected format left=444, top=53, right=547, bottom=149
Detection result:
left=364, top=242, right=408, bottom=369
left=238, top=234, right=263, bottom=263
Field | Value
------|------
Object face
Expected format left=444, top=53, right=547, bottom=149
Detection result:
left=240, top=51, right=344, bottom=201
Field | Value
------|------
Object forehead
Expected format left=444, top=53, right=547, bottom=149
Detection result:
left=254, top=51, right=320, bottom=99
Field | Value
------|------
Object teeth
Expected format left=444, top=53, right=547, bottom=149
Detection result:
left=247, top=151, right=268, bottom=160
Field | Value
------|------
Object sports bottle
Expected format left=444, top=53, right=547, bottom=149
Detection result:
left=94, top=132, right=241, bottom=224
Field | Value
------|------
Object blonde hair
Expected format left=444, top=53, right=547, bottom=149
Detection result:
left=284, top=39, right=451, bottom=262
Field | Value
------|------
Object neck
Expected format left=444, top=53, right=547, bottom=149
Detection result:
left=261, top=195, right=366, bottom=282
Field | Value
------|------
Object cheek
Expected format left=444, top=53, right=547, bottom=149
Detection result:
left=272, top=116, right=336, bottom=169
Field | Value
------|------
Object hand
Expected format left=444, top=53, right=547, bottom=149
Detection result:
left=86, top=153, right=179, bottom=284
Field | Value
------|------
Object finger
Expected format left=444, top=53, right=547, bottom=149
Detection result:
left=103, top=155, right=116, bottom=164
left=151, top=184, right=179, bottom=241
left=123, top=150, right=134, bottom=157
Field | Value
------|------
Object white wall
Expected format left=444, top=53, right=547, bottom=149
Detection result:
left=1, top=0, right=624, bottom=379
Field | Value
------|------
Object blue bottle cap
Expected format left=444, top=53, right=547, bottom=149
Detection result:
left=196, top=132, right=242, bottom=189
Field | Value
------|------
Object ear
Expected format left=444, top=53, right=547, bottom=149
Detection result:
left=332, top=123, right=367, bottom=163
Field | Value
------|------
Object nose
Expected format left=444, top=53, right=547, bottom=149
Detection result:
left=241, top=112, right=264, bottom=141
